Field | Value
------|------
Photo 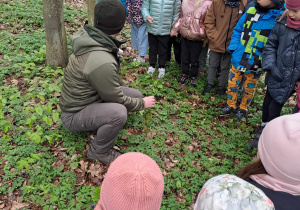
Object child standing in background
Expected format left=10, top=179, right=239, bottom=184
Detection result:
left=220, top=0, right=284, bottom=121
left=142, top=0, right=180, bottom=78
left=126, top=0, right=148, bottom=63
left=251, top=0, right=300, bottom=148
left=171, top=0, right=212, bottom=87
left=202, top=0, right=246, bottom=95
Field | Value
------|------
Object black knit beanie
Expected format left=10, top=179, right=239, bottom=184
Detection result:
left=94, top=0, right=126, bottom=35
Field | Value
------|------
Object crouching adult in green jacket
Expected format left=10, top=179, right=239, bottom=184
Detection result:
left=59, top=0, right=155, bottom=165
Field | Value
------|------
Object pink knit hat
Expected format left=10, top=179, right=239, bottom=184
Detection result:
left=95, top=152, right=164, bottom=210
left=286, top=0, right=300, bottom=10
left=258, top=113, right=300, bottom=185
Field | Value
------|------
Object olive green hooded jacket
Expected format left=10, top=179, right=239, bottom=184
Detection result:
left=59, top=25, right=144, bottom=113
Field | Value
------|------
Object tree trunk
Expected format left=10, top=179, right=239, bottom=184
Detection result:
left=43, top=0, right=68, bottom=67
left=87, top=0, right=98, bottom=26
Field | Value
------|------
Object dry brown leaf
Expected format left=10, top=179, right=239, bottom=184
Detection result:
left=79, top=160, right=88, bottom=172
left=88, top=163, right=102, bottom=178
left=11, top=202, right=29, bottom=210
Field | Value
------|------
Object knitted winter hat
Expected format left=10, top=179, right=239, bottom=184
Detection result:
left=95, top=152, right=164, bottom=210
left=286, top=0, right=300, bottom=10
left=94, top=0, right=126, bottom=35
left=258, top=114, right=300, bottom=185
left=270, top=0, right=282, bottom=5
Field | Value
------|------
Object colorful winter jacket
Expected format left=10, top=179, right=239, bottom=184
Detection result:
left=171, top=0, right=212, bottom=41
left=59, top=25, right=144, bottom=113
left=228, top=6, right=284, bottom=73
left=126, top=0, right=144, bottom=26
left=141, top=0, right=181, bottom=36
left=262, top=16, right=300, bottom=104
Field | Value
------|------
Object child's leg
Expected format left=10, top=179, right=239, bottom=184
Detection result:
left=148, top=33, right=158, bottom=67
left=137, top=23, right=148, bottom=57
left=173, top=34, right=181, bottom=64
left=181, top=37, right=191, bottom=75
left=227, top=67, right=244, bottom=108
left=166, top=37, right=173, bottom=62
left=218, top=52, right=231, bottom=89
left=131, top=22, right=138, bottom=50
left=190, top=40, right=202, bottom=78
left=261, top=88, right=273, bottom=123
left=240, top=72, right=261, bottom=110
left=264, top=88, right=295, bottom=121
left=267, top=98, right=284, bottom=122
left=206, top=50, right=221, bottom=86
left=198, top=43, right=209, bottom=74
left=157, top=35, right=170, bottom=68
left=292, top=105, right=300, bottom=114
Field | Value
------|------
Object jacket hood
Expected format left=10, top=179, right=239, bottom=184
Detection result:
left=277, top=16, right=300, bottom=31
left=263, top=7, right=284, bottom=19
left=71, top=24, right=126, bottom=56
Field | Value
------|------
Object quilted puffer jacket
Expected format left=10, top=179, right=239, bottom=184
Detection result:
left=171, top=0, right=212, bottom=41
left=263, top=16, right=300, bottom=104
left=141, top=0, right=181, bottom=36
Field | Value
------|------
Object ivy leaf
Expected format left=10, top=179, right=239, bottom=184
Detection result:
left=30, top=133, right=41, bottom=144
left=45, top=117, right=52, bottom=126
left=45, top=103, right=52, bottom=113
left=26, top=118, right=33, bottom=127
left=52, top=112, right=59, bottom=122
left=35, top=106, right=43, bottom=116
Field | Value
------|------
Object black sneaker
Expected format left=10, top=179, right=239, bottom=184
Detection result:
left=190, top=77, right=197, bottom=88
left=219, top=105, right=237, bottom=116
left=216, top=86, right=226, bottom=96
left=234, top=109, right=247, bottom=121
left=248, top=139, right=259, bottom=150
left=202, top=84, right=213, bottom=95
left=254, top=125, right=265, bottom=140
left=178, top=74, right=189, bottom=85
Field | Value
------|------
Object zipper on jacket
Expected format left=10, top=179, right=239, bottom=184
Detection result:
left=284, top=37, right=298, bottom=102
left=225, top=7, right=233, bottom=52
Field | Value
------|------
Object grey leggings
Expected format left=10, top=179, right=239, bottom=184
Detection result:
left=61, top=87, right=143, bottom=153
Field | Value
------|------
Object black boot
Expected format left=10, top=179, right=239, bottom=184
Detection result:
left=248, top=139, right=259, bottom=150
left=254, top=125, right=266, bottom=140
left=202, top=84, right=213, bottom=95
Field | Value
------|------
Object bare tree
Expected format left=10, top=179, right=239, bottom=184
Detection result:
left=43, top=0, right=68, bottom=67
left=87, top=0, right=98, bottom=26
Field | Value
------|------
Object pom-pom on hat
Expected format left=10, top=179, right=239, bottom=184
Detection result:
left=95, top=152, right=164, bottom=210
left=94, top=0, right=126, bottom=35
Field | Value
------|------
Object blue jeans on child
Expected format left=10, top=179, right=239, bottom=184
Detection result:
left=131, top=22, right=148, bottom=57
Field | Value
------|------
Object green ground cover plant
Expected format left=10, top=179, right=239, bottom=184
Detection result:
left=0, top=0, right=297, bottom=209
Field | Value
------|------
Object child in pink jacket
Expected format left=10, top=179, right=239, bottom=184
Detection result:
left=171, top=0, right=212, bottom=87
